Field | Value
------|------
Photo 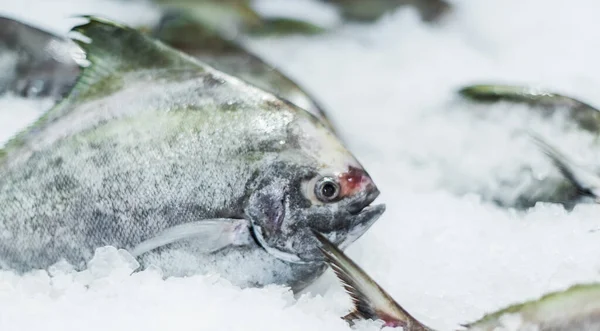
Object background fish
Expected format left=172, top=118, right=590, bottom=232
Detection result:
left=458, top=84, right=600, bottom=209
left=0, top=16, right=80, bottom=99
left=150, top=0, right=328, bottom=37
left=0, top=16, right=384, bottom=292
left=322, top=0, right=452, bottom=23
left=314, top=231, right=600, bottom=331
left=151, top=11, right=337, bottom=132
left=459, top=84, right=600, bottom=133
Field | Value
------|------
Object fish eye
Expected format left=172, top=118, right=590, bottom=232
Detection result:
left=315, top=177, right=340, bottom=202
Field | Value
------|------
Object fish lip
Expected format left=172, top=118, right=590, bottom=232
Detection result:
left=340, top=203, right=385, bottom=247
left=318, top=203, right=386, bottom=253
left=347, top=186, right=380, bottom=215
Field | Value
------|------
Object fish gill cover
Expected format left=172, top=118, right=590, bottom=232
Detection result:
left=1, top=0, right=600, bottom=331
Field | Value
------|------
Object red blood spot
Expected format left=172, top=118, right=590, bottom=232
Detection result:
left=338, top=166, right=372, bottom=197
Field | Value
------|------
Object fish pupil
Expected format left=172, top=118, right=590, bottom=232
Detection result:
left=322, top=182, right=337, bottom=198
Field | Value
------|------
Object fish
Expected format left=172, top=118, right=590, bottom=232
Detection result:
left=459, top=84, right=600, bottom=133
left=0, top=16, right=81, bottom=99
left=457, top=84, right=600, bottom=209
left=151, top=0, right=328, bottom=37
left=0, top=16, right=385, bottom=292
left=313, top=231, right=600, bottom=331
left=151, top=11, right=337, bottom=133
left=480, top=134, right=600, bottom=210
left=321, top=0, right=452, bottom=23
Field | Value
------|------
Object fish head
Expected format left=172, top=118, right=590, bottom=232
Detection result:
left=245, top=115, right=386, bottom=264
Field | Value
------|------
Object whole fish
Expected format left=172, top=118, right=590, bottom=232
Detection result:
left=0, top=16, right=80, bottom=99
left=0, top=17, right=385, bottom=292
left=458, top=84, right=600, bottom=209
left=313, top=231, right=600, bottom=331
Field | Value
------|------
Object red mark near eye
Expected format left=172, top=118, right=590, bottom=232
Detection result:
left=338, top=166, right=373, bottom=197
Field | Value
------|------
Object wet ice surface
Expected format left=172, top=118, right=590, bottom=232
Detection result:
left=2, top=0, right=600, bottom=330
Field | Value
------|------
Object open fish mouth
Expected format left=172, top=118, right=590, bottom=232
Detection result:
left=347, top=186, right=381, bottom=215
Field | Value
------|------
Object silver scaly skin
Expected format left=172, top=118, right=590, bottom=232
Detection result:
left=0, top=17, right=385, bottom=292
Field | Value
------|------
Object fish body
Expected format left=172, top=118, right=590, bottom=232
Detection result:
left=0, top=17, right=384, bottom=291
left=152, top=0, right=327, bottom=37
left=152, top=11, right=336, bottom=132
left=314, top=232, right=600, bottom=331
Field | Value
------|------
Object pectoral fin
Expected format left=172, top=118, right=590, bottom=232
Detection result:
left=131, top=218, right=251, bottom=257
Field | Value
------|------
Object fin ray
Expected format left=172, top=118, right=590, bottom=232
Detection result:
left=131, top=218, right=251, bottom=257
left=313, top=231, right=433, bottom=331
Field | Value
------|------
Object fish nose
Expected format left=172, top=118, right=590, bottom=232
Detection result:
left=339, top=166, right=376, bottom=197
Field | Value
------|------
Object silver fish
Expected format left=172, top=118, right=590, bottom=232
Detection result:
left=313, top=231, right=600, bottom=331
left=458, top=84, right=600, bottom=209
left=0, top=16, right=385, bottom=292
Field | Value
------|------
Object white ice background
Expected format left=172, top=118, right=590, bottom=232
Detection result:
left=1, top=0, right=600, bottom=330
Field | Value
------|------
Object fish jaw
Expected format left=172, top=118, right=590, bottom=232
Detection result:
left=335, top=203, right=386, bottom=250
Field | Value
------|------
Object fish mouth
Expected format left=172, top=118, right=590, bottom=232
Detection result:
left=347, top=185, right=380, bottom=215
left=336, top=203, right=386, bottom=250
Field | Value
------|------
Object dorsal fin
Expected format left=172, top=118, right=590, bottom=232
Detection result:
left=65, top=16, right=207, bottom=103
left=0, top=16, right=212, bottom=162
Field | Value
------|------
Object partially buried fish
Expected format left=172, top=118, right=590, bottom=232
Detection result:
left=458, top=84, right=600, bottom=209
left=313, top=231, right=600, bottom=330
left=0, top=16, right=385, bottom=292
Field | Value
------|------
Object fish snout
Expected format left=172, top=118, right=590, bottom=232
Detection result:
left=339, top=167, right=380, bottom=215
